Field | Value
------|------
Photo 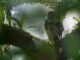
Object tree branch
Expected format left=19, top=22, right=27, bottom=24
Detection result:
left=0, top=24, right=60, bottom=60
left=0, top=24, right=36, bottom=52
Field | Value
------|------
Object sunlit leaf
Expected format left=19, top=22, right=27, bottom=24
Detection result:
left=0, top=6, right=4, bottom=24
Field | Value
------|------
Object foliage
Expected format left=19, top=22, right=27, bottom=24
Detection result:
left=0, top=0, right=80, bottom=60
left=0, top=6, right=4, bottom=24
left=45, top=0, right=80, bottom=60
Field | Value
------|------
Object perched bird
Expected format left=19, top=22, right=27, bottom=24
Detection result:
left=45, top=11, right=64, bottom=60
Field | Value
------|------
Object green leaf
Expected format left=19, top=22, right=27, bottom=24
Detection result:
left=0, top=6, right=4, bottom=24
left=33, top=38, right=59, bottom=60
left=73, top=17, right=80, bottom=22
left=63, top=29, right=80, bottom=60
